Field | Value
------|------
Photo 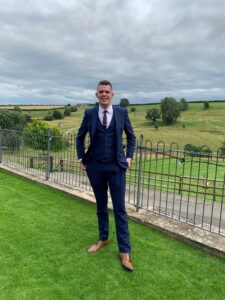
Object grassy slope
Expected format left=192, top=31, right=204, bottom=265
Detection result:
left=1, top=169, right=225, bottom=299
left=21, top=102, right=225, bottom=150
left=128, top=102, right=225, bottom=151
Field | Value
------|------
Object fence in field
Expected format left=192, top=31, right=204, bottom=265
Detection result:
left=0, top=128, right=225, bottom=236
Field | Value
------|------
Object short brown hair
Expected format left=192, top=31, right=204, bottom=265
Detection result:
left=97, top=80, right=113, bottom=90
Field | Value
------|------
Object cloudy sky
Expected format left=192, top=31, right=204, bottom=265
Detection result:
left=0, top=0, right=225, bottom=105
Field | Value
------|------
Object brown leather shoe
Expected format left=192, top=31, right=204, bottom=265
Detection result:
left=88, top=240, right=109, bottom=253
left=119, top=253, right=134, bottom=271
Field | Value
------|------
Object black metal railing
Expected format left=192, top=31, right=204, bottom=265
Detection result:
left=0, top=128, right=225, bottom=236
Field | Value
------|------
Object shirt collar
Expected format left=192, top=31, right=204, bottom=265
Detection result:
left=99, top=105, right=113, bottom=114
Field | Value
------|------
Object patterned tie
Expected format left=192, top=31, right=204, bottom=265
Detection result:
left=103, top=110, right=107, bottom=129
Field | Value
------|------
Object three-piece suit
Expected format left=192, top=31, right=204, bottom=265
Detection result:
left=76, top=105, right=136, bottom=253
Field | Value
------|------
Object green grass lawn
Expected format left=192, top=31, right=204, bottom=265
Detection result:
left=1, top=170, right=225, bottom=299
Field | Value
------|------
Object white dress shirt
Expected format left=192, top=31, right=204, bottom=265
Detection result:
left=98, top=105, right=113, bottom=129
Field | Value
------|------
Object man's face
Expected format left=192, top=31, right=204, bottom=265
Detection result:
left=96, top=84, right=114, bottom=109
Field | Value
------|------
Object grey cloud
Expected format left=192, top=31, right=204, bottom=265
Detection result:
left=0, top=0, right=225, bottom=105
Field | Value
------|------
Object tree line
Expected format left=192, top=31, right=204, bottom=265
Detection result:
left=0, top=104, right=77, bottom=152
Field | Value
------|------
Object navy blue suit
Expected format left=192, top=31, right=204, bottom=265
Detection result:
left=76, top=105, right=136, bottom=253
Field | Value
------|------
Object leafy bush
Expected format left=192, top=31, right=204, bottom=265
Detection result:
left=0, top=110, right=32, bottom=130
left=146, top=108, right=161, bottom=123
left=70, top=105, right=77, bottom=112
left=184, top=144, right=212, bottom=157
left=64, top=107, right=72, bottom=117
left=52, top=109, right=64, bottom=120
left=13, top=105, right=22, bottom=112
left=2, top=130, right=23, bottom=151
left=43, top=113, right=54, bottom=121
left=24, top=120, right=65, bottom=152
left=130, top=107, right=136, bottom=112
left=203, top=101, right=210, bottom=109
left=179, top=98, right=189, bottom=111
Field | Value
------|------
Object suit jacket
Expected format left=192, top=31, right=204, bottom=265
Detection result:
left=76, top=105, right=136, bottom=168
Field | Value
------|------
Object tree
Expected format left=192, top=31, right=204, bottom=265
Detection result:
left=52, top=109, right=63, bottom=120
left=160, top=97, right=180, bottom=125
left=13, top=105, right=22, bottom=112
left=43, top=113, right=54, bottom=121
left=119, top=98, right=129, bottom=107
left=203, top=101, right=210, bottom=109
left=0, top=110, right=32, bottom=151
left=0, top=110, right=31, bottom=130
left=64, top=107, right=72, bottom=117
left=64, top=104, right=77, bottom=113
left=179, top=98, right=189, bottom=111
left=70, top=105, right=77, bottom=112
left=146, top=108, right=161, bottom=123
left=24, top=120, right=65, bottom=152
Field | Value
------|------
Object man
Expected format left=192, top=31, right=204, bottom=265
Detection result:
left=76, top=80, right=136, bottom=271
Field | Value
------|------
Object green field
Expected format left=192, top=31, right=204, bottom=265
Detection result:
left=23, top=108, right=65, bottom=119
left=131, top=154, right=225, bottom=201
left=18, top=101, right=225, bottom=151
left=1, top=169, right=225, bottom=299
left=128, top=102, right=225, bottom=151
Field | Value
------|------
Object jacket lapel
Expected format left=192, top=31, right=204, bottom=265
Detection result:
left=91, top=106, right=98, bottom=138
left=113, top=105, right=120, bottom=137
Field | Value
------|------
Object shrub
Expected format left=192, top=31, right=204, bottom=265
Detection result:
left=13, top=105, right=22, bottom=112
left=24, top=120, right=65, bottom=152
left=70, top=105, right=77, bottom=112
left=130, top=107, right=136, bottom=112
left=52, top=109, right=63, bottom=120
left=0, top=110, right=31, bottom=130
left=43, top=114, right=54, bottom=121
left=203, top=101, right=210, bottom=109
left=184, top=144, right=212, bottom=157
left=146, top=108, right=161, bottom=123
left=179, top=98, right=189, bottom=111
left=64, top=107, right=72, bottom=117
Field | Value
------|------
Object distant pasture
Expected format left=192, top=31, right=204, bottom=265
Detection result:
left=0, top=105, right=64, bottom=110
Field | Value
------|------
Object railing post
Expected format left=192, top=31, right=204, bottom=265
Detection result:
left=178, top=176, right=183, bottom=194
left=46, top=129, right=52, bottom=180
left=0, top=126, right=2, bottom=163
left=136, top=134, right=144, bottom=212
left=30, top=157, right=34, bottom=168
left=60, top=159, right=64, bottom=172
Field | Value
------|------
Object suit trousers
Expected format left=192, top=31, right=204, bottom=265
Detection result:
left=86, top=160, right=131, bottom=253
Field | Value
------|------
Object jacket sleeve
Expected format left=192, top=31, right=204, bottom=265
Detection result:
left=124, top=109, right=136, bottom=159
left=76, top=110, right=88, bottom=160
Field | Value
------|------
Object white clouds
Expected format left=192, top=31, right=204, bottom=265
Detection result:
left=0, top=0, right=225, bottom=104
